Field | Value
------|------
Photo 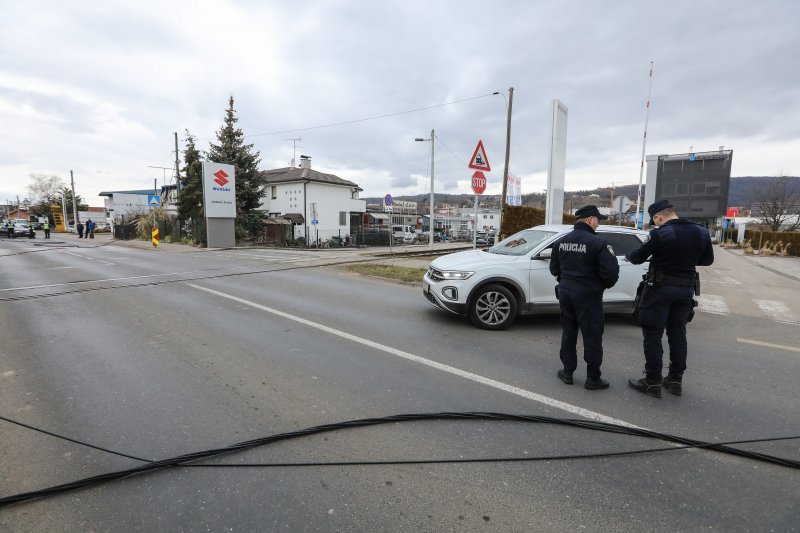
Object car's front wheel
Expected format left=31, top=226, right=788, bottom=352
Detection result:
left=469, top=284, right=518, bottom=330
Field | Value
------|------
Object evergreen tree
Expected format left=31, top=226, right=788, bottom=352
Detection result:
left=59, top=187, right=88, bottom=220
left=177, top=130, right=204, bottom=221
left=207, top=96, right=264, bottom=234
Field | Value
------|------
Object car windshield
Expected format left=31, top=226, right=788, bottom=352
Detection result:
left=487, top=229, right=557, bottom=256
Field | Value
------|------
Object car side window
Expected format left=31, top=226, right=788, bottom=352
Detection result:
left=601, top=233, right=644, bottom=257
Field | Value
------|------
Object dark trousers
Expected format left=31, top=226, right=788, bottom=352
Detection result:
left=558, top=287, right=605, bottom=379
left=44, top=229, right=50, bottom=238
left=637, top=285, right=695, bottom=379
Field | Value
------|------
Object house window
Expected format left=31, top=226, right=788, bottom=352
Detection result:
left=271, top=186, right=277, bottom=199
left=339, top=211, right=347, bottom=226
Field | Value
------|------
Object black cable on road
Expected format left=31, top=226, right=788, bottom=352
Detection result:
left=0, top=256, right=379, bottom=302
left=1, top=412, right=798, bottom=509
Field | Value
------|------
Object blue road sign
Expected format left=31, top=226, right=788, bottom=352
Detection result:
left=384, top=194, right=392, bottom=206
left=148, top=194, right=161, bottom=206
left=311, top=219, right=318, bottom=225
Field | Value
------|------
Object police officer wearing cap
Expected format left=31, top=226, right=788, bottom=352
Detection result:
left=625, top=200, right=714, bottom=398
left=550, top=205, right=620, bottom=390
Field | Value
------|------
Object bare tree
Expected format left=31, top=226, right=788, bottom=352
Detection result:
left=26, top=173, right=64, bottom=203
left=752, top=174, right=800, bottom=231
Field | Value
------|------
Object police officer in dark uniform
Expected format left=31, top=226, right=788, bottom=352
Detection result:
left=550, top=205, right=620, bottom=390
left=625, top=200, right=714, bottom=398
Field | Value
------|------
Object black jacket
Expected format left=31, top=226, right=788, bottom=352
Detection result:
left=549, top=222, right=620, bottom=293
left=625, top=218, right=714, bottom=277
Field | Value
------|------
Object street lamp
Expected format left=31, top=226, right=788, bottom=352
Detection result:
left=415, top=129, right=434, bottom=248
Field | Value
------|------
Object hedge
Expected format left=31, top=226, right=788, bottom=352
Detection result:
left=743, top=229, right=800, bottom=257
left=499, top=206, right=632, bottom=239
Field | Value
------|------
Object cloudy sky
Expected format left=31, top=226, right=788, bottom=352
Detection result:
left=2, top=0, right=798, bottom=206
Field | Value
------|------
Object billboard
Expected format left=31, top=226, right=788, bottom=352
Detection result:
left=650, top=150, right=733, bottom=220
left=202, top=162, right=236, bottom=218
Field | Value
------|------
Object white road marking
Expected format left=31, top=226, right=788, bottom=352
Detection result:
left=64, top=251, right=115, bottom=265
left=695, top=294, right=730, bottom=315
left=753, top=300, right=798, bottom=324
left=35, top=266, right=77, bottom=271
left=188, top=283, right=641, bottom=428
left=703, top=275, right=742, bottom=285
left=737, top=337, right=800, bottom=353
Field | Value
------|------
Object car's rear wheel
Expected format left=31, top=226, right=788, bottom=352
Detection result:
left=469, top=284, right=518, bottom=330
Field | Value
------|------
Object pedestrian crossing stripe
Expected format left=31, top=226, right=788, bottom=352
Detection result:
left=695, top=295, right=800, bottom=325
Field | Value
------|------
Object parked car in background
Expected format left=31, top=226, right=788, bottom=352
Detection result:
left=0, top=221, right=36, bottom=239
left=418, top=231, right=442, bottom=243
left=422, top=224, right=650, bottom=330
left=392, top=225, right=417, bottom=244
left=475, top=233, right=492, bottom=246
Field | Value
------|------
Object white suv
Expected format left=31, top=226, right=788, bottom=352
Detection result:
left=422, top=224, right=650, bottom=330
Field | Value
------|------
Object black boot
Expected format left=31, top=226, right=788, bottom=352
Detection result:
left=663, top=374, right=682, bottom=396
left=628, top=375, right=662, bottom=398
left=585, top=376, right=609, bottom=390
left=557, top=369, right=573, bottom=385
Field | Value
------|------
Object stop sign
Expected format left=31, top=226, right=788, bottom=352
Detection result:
left=471, top=171, right=487, bottom=195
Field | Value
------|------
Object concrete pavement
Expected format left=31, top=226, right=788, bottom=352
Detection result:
left=724, top=246, right=800, bottom=283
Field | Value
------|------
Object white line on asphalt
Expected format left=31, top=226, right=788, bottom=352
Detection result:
left=737, top=337, right=800, bottom=353
left=753, top=300, right=798, bottom=324
left=64, top=251, right=115, bottom=265
left=695, top=294, right=730, bottom=315
left=0, top=269, right=215, bottom=292
left=187, top=283, right=641, bottom=428
left=35, top=266, right=77, bottom=271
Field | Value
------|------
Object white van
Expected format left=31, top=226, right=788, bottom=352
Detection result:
left=392, top=225, right=417, bottom=244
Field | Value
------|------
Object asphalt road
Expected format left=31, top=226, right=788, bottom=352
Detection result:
left=0, top=237, right=798, bottom=531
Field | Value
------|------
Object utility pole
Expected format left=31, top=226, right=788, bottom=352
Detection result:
left=174, top=132, right=180, bottom=202
left=70, top=170, right=78, bottom=230
left=610, top=182, right=615, bottom=225
left=500, top=87, right=514, bottom=224
left=634, top=62, right=654, bottom=229
left=429, top=129, right=435, bottom=248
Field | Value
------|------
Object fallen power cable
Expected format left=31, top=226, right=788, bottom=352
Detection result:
left=1, top=412, right=798, bottom=508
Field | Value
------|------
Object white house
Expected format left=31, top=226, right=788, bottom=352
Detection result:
left=260, top=156, right=366, bottom=242
left=99, top=189, right=155, bottom=223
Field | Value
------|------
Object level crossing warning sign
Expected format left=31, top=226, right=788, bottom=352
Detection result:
left=468, top=140, right=491, bottom=171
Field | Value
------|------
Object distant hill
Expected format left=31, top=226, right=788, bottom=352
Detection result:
left=365, top=176, right=800, bottom=210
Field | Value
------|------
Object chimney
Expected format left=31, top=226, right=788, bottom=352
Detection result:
left=299, top=155, right=311, bottom=169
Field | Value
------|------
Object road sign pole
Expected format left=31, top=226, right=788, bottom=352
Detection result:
left=473, top=194, right=478, bottom=249
left=153, top=178, right=157, bottom=240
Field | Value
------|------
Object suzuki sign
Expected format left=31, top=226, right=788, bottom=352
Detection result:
left=202, top=162, right=236, bottom=218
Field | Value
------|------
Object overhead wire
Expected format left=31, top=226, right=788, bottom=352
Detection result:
left=0, top=411, right=797, bottom=508
left=241, top=92, right=501, bottom=138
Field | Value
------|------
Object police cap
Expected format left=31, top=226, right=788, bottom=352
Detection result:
left=648, top=199, right=675, bottom=225
left=574, top=204, right=608, bottom=220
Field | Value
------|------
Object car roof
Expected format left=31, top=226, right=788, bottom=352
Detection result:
left=533, top=224, right=648, bottom=236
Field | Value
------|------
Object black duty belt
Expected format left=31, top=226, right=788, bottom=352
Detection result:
left=659, top=273, right=695, bottom=287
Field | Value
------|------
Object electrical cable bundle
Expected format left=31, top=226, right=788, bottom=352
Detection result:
left=1, top=412, right=797, bottom=509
